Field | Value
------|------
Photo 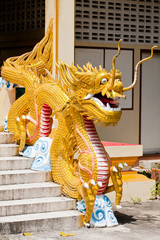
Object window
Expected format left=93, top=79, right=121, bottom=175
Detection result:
left=75, top=0, right=160, bottom=45
left=0, top=0, right=45, bottom=33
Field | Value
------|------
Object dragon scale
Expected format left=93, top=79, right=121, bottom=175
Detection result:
left=83, top=116, right=110, bottom=195
left=39, top=104, right=52, bottom=138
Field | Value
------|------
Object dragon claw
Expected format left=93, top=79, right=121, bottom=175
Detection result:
left=84, top=183, right=89, bottom=189
left=16, top=117, right=20, bottom=122
left=98, top=182, right=102, bottom=187
left=91, top=179, right=95, bottom=185
left=84, top=222, right=90, bottom=228
left=82, top=180, right=100, bottom=224
left=113, top=166, right=118, bottom=172
left=124, top=162, right=128, bottom=166
left=118, top=163, right=123, bottom=168
left=116, top=205, right=122, bottom=209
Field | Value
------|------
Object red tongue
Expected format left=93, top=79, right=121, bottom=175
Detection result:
left=111, top=104, right=119, bottom=108
left=99, top=96, right=119, bottom=104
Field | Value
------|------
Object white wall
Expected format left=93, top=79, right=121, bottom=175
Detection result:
left=0, top=88, right=15, bottom=125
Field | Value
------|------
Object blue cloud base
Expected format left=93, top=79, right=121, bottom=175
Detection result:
left=23, top=137, right=52, bottom=172
left=76, top=195, right=118, bottom=227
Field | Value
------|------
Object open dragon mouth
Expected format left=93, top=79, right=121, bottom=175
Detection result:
left=84, top=93, right=121, bottom=112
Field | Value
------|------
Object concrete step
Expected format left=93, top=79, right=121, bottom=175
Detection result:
left=0, top=135, right=82, bottom=235
left=0, top=132, right=14, bottom=144
left=0, top=169, right=51, bottom=185
left=0, top=156, right=33, bottom=170
left=0, top=196, right=76, bottom=217
left=0, top=182, right=61, bottom=200
left=0, top=144, right=18, bottom=157
left=0, top=210, right=83, bottom=234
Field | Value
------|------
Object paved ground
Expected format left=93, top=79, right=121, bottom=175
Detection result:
left=1, top=199, right=160, bottom=240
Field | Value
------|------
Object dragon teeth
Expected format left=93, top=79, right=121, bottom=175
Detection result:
left=114, top=107, right=121, bottom=112
left=105, top=103, right=111, bottom=111
left=84, top=93, right=94, bottom=100
left=91, top=97, right=105, bottom=109
left=105, top=103, right=121, bottom=112
left=87, top=96, right=121, bottom=112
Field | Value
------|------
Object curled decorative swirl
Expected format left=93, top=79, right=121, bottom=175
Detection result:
left=103, top=195, right=112, bottom=209
left=33, top=140, right=42, bottom=152
left=107, top=210, right=118, bottom=224
left=33, top=156, right=44, bottom=167
left=76, top=199, right=86, bottom=213
left=92, top=209, right=106, bottom=222
left=40, top=141, right=49, bottom=154
left=94, top=197, right=103, bottom=208
left=23, top=146, right=33, bottom=157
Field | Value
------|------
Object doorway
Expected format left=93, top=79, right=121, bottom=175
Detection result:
left=141, top=50, right=160, bottom=154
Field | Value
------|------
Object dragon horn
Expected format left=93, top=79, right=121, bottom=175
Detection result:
left=109, top=39, right=122, bottom=90
left=123, top=45, right=158, bottom=92
left=112, top=39, right=122, bottom=70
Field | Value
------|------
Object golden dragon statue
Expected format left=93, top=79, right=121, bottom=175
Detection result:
left=1, top=19, right=157, bottom=225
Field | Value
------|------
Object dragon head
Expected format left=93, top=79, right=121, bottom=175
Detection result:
left=57, top=41, right=157, bottom=126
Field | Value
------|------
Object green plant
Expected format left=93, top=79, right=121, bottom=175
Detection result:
left=131, top=197, right=142, bottom=204
left=150, top=181, right=160, bottom=199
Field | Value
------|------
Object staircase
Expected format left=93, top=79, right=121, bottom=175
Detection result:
left=0, top=132, right=83, bottom=235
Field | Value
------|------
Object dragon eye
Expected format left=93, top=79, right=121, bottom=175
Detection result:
left=101, top=78, right=108, bottom=84
left=115, top=78, right=120, bottom=81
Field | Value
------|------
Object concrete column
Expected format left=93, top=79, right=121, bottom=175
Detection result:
left=45, top=0, right=75, bottom=77
left=58, top=0, right=75, bottom=65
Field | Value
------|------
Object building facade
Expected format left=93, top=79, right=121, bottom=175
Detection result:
left=0, top=0, right=160, bottom=153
